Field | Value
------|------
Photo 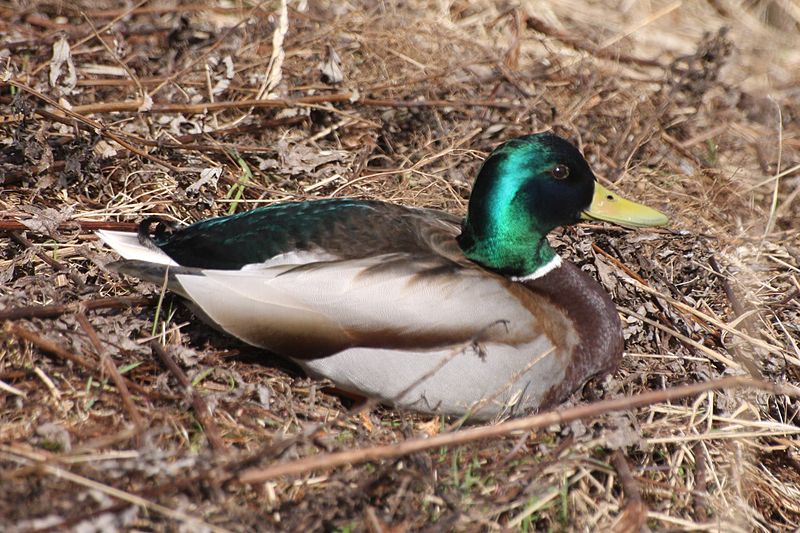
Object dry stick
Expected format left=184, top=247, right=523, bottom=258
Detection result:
left=10, top=230, right=65, bottom=271
left=149, top=341, right=228, bottom=454
left=524, top=14, right=663, bottom=68
left=591, top=242, right=648, bottom=285
left=692, top=441, right=708, bottom=522
left=707, top=256, right=764, bottom=378
left=0, top=219, right=138, bottom=232
left=67, top=94, right=523, bottom=116
left=708, top=257, right=762, bottom=341
left=237, top=376, right=794, bottom=484
left=611, top=450, right=643, bottom=504
left=5, top=323, right=175, bottom=401
left=75, top=311, right=145, bottom=439
left=76, top=77, right=165, bottom=87
left=611, top=450, right=648, bottom=533
left=9, top=230, right=87, bottom=288
left=0, top=296, right=152, bottom=321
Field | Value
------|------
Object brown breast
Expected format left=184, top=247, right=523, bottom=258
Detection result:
left=521, top=261, right=623, bottom=408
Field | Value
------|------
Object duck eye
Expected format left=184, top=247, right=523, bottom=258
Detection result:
left=551, top=164, right=569, bottom=180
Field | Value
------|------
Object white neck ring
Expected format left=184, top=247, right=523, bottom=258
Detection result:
left=511, top=254, right=562, bottom=282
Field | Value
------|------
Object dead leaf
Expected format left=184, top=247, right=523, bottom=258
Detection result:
left=186, top=167, right=222, bottom=194
left=604, top=414, right=641, bottom=450
left=49, top=36, right=77, bottom=92
left=277, top=139, right=348, bottom=175
left=93, top=140, right=118, bottom=159
left=209, top=55, right=234, bottom=96
left=0, top=261, right=14, bottom=284
left=594, top=255, right=618, bottom=290
left=319, top=44, right=344, bottom=84
left=18, top=205, right=73, bottom=239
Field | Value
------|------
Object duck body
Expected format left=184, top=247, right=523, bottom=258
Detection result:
left=99, top=134, right=666, bottom=420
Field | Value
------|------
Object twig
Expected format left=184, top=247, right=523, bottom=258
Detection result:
left=0, top=296, right=152, bottom=322
left=5, top=323, right=174, bottom=401
left=0, top=219, right=138, bottom=233
left=237, top=376, right=794, bottom=483
left=761, top=101, right=783, bottom=243
left=0, top=378, right=26, bottom=397
left=525, top=14, right=663, bottom=68
left=75, top=311, right=145, bottom=439
left=591, top=242, right=648, bottom=285
left=10, top=230, right=65, bottom=269
left=708, top=257, right=761, bottom=341
left=693, top=441, right=708, bottom=521
left=611, top=449, right=648, bottom=533
left=149, top=341, right=228, bottom=454
left=612, top=450, right=643, bottom=504
left=65, top=94, right=523, bottom=116
left=33, top=367, right=61, bottom=401
left=708, top=256, right=764, bottom=378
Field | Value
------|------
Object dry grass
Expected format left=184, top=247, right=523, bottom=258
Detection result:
left=1, top=0, right=799, bottom=531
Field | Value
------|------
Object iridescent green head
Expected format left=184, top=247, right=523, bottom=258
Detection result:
left=457, top=134, right=667, bottom=278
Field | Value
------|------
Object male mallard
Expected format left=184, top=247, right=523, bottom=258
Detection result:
left=98, top=133, right=667, bottom=420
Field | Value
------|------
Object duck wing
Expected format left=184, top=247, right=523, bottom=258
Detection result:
left=146, top=199, right=466, bottom=269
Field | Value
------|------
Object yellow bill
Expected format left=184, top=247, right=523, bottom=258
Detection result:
left=581, top=182, right=668, bottom=228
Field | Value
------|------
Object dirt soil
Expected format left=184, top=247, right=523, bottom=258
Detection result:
left=1, top=1, right=799, bottom=531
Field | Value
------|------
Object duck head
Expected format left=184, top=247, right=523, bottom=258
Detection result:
left=457, top=133, right=667, bottom=278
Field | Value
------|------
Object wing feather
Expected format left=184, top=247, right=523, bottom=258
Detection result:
left=171, top=255, right=540, bottom=358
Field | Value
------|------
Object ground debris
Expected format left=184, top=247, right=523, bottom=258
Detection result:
left=1, top=1, right=798, bottom=531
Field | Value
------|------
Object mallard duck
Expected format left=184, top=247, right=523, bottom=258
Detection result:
left=98, top=133, right=667, bottom=420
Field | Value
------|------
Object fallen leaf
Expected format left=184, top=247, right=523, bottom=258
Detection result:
left=318, top=44, right=344, bottom=84
left=49, top=36, right=77, bottom=92
left=18, top=205, right=73, bottom=239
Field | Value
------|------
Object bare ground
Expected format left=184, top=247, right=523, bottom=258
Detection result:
left=1, top=1, right=799, bottom=531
